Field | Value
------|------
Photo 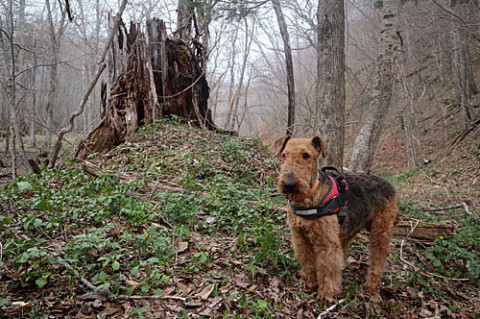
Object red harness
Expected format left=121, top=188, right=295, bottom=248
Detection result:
left=289, top=166, right=349, bottom=222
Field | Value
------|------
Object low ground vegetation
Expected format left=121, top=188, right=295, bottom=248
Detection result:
left=1, top=119, right=479, bottom=318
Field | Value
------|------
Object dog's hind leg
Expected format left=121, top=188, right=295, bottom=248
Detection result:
left=365, top=198, right=397, bottom=295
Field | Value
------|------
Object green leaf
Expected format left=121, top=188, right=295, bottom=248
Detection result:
left=147, top=257, right=160, bottom=264
left=35, top=277, right=48, bottom=288
left=17, top=181, right=33, bottom=192
left=112, top=261, right=120, bottom=271
left=32, top=199, right=53, bottom=211
left=33, top=218, right=43, bottom=227
left=131, top=265, right=140, bottom=276
left=0, top=298, right=10, bottom=307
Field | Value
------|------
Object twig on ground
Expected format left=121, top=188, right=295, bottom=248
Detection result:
left=51, top=245, right=99, bottom=292
left=59, top=257, right=98, bottom=291
left=317, top=299, right=345, bottom=319
left=422, top=202, right=472, bottom=215
left=118, top=295, right=186, bottom=301
left=400, top=239, right=418, bottom=270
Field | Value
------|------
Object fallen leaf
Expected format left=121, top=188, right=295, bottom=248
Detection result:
left=196, top=284, right=215, bottom=300
left=11, top=301, right=31, bottom=307
left=125, top=280, right=142, bottom=287
left=175, top=241, right=189, bottom=253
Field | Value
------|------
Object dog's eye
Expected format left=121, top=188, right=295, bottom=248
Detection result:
left=282, top=153, right=286, bottom=160
left=303, top=153, right=310, bottom=160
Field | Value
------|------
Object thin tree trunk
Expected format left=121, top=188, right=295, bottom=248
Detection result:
left=45, top=0, right=56, bottom=147
left=223, top=26, right=240, bottom=129
left=400, top=69, right=424, bottom=169
left=1, top=0, right=26, bottom=178
left=272, top=0, right=296, bottom=136
left=349, top=0, right=400, bottom=172
left=451, top=3, right=477, bottom=129
left=315, top=0, right=346, bottom=168
left=30, top=36, right=37, bottom=147
left=229, top=18, right=255, bottom=132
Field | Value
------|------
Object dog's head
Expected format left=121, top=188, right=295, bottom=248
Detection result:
left=274, top=136, right=326, bottom=197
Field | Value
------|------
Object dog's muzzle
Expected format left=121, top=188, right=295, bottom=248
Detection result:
left=282, top=179, right=297, bottom=192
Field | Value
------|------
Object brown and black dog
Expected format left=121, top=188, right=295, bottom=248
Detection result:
left=275, top=136, right=397, bottom=300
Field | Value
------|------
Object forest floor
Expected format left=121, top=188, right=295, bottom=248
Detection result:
left=0, top=118, right=479, bottom=319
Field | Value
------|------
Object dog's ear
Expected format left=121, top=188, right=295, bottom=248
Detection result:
left=312, top=136, right=326, bottom=158
left=273, top=135, right=291, bottom=157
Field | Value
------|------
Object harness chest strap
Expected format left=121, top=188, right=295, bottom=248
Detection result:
left=289, top=171, right=349, bottom=221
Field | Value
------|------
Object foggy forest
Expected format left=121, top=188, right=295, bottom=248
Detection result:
left=1, top=0, right=479, bottom=318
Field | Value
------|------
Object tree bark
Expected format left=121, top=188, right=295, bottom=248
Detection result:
left=349, top=0, right=400, bottom=172
left=315, top=0, right=345, bottom=169
left=272, top=0, right=296, bottom=136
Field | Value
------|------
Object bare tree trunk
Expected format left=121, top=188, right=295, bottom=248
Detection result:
left=349, top=0, right=401, bottom=172
left=45, top=0, right=66, bottom=148
left=30, top=36, right=37, bottom=147
left=451, top=3, right=477, bottom=129
left=176, top=0, right=193, bottom=40
left=399, top=65, right=424, bottom=169
left=1, top=0, right=26, bottom=178
left=223, top=27, right=240, bottom=129
left=315, top=0, right=346, bottom=168
left=272, top=0, right=296, bottom=136
left=229, top=18, right=255, bottom=132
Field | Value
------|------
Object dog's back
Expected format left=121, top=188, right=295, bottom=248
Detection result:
left=342, top=172, right=397, bottom=240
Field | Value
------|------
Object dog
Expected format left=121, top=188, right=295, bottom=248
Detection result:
left=275, top=135, right=397, bottom=300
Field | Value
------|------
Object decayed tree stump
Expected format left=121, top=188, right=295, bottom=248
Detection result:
left=76, top=18, right=214, bottom=159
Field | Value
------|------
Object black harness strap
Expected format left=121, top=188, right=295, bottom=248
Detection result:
left=290, top=166, right=349, bottom=224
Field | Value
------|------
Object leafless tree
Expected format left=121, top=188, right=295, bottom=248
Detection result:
left=44, top=0, right=67, bottom=147
left=315, top=0, right=346, bottom=168
left=0, top=0, right=30, bottom=177
left=349, top=0, right=401, bottom=172
left=271, top=0, right=295, bottom=136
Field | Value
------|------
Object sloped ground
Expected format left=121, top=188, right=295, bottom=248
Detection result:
left=1, top=118, right=479, bottom=318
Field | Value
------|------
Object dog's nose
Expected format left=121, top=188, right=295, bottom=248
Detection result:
left=283, top=180, right=297, bottom=192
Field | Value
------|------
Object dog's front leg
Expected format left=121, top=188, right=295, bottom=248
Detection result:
left=313, top=244, right=344, bottom=301
left=290, top=227, right=318, bottom=290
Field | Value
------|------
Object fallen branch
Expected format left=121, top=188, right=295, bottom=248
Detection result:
left=422, top=202, right=472, bottom=215
left=393, top=219, right=456, bottom=240
left=449, top=118, right=480, bottom=148
left=59, top=257, right=98, bottom=292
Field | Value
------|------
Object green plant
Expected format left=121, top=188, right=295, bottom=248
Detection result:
left=425, top=219, right=480, bottom=280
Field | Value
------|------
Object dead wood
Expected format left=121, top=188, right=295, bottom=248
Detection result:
left=76, top=18, right=217, bottom=159
left=27, top=159, right=41, bottom=174
left=393, top=219, right=457, bottom=240
left=450, top=117, right=480, bottom=148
